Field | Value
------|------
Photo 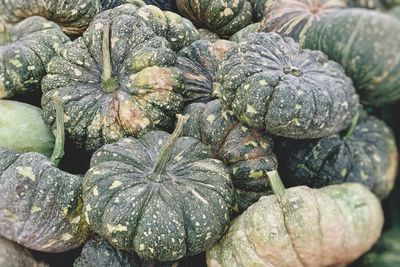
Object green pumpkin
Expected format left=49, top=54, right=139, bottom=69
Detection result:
left=183, top=99, right=277, bottom=212
left=230, top=22, right=261, bottom=43
left=0, top=237, right=48, bottom=267
left=250, top=0, right=273, bottom=21
left=207, top=171, right=384, bottom=266
left=197, top=29, right=221, bottom=42
left=216, top=32, right=359, bottom=139
left=82, top=115, right=235, bottom=262
left=277, top=110, right=398, bottom=200
left=176, top=0, right=253, bottom=37
left=41, top=4, right=198, bottom=152
left=0, top=99, right=89, bottom=252
left=0, top=17, right=68, bottom=99
left=0, top=100, right=55, bottom=157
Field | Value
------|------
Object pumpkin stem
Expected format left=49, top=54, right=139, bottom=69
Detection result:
left=0, top=20, right=11, bottom=44
left=50, top=97, right=65, bottom=166
left=149, top=115, right=189, bottom=179
left=101, top=24, right=118, bottom=93
left=344, top=112, right=360, bottom=140
left=267, top=170, right=285, bottom=196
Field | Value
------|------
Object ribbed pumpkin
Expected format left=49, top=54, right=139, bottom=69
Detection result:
left=82, top=115, right=235, bottom=262
left=207, top=171, right=384, bottom=267
left=41, top=4, right=198, bottom=152
left=0, top=237, right=48, bottom=267
left=230, top=22, right=261, bottom=43
left=197, top=29, right=221, bottom=42
left=216, top=32, right=359, bottom=139
left=0, top=17, right=68, bottom=99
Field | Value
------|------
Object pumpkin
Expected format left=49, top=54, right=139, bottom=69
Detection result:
left=176, top=0, right=253, bottom=37
left=207, top=170, right=384, bottom=266
left=230, top=22, right=261, bottom=43
left=183, top=99, right=277, bottom=212
left=198, top=29, right=221, bottom=42
left=276, top=110, right=398, bottom=200
left=144, top=0, right=178, bottom=11
left=0, top=17, right=68, bottom=99
left=0, top=237, right=48, bottom=267
left=41, top=4, right=198, bottom=152
left=0, top=100, right=55, bottom=157
left=0, top=98, right=89, bottom=252
left=302, top=8, right=400, bottom=106
left=250, top=0, right=273, bottom=21
left=216, top=32, right=359, bottom=139
left=82, top=115, right=235, bottom=262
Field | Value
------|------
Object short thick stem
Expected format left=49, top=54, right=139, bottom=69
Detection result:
left=267, top=170, right=285, bottom=196
left=101, top=24, right=118, bottom=93
left=344, top=112, right=360, bottom=140
left=283, top=66, right=302, bottom=77
left=0, top=21, right=11, bottom=44
left=50, top=97, right=65, bottom=166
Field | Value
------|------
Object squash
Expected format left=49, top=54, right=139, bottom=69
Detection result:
left=250, top=0, right=273, bottom=21
left=183, top=99, right=277, bottom=212
left=230, top=22, right=261, bottom=43
left=276, top=110, right=398, bottom=200
left=0, top=98, right=89, bottom=252
left=198, top=29, right=221, bottom=42
left=216, top=32, right=359, bottom=139
left=176, top=0, right=253, bottom=37
left=41, top=4, right=198, bottom=152
left=207, top=170, right=384, bottom=267
left=0, top=237, right=48, bottom=267
left=0, top=100, right=55, bottom=157
left=82, top=115, right=235, bottom=262
left=0, top=17, right=68, bottom=99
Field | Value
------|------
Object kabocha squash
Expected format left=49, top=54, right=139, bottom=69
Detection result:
left=82, top=115, right=235, bottom=262
left=207, top=171, right=384, bottom=267
left=198, top=29, right=221, bottom=42
left=0, top=100, right=55, bottom=157
left=276, top=111, right=398, bottom=200
left=250, top=0, right=273, bottom=21
left=0, top=237, right=48, bottom=267
left=0, top=99, right=89, bottom=252
left=176, top=0, right=253, bottom=37
left=183, top=100, right=277, bottom=212
left=0, top=17, right=68, bottom=99
left=41, top=4, right=198, bottom=152
left=230, top=22, right=261, bottom=43
left=216, top=32, right=359, bottom=139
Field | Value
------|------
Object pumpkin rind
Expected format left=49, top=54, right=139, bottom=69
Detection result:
left=197, top=29, right=221, bottom=42
left=230, top=22, right=261, bottom=43
left=216, top=32, right=359, bottom=139
left=0, top=237, right=48, bottom=267
left=144, top=0, right=178, bottom=11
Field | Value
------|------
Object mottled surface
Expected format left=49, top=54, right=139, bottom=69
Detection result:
left=197, top=29, right=221, bottom=42
left=207, top=183, right=384, bottom=267
left=0, top=237, right=48, bottom=267
left=217, top=32, right=359, bottom=139
left=230, top=22, right=261, bottom=43
left=0, top=16, right=68, bottom=99
left=0, top=149, right=89, bottom=252
left=303, top=9, right=400, bottom=105
left=83, top=131, right=235, bottom=261
left=277, top=111, right=398, bottom=200
left=250, top=0, right=273, bottom=20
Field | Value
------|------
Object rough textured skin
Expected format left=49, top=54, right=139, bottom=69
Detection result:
left=183, top=100, right=277, bottom=211
left=250, top=0, right=274, bottom=20
left=230, top=22, right=261, bottom=43
left=198, top=29, right=221, bottom=42
left=42, top=4, right=198, bottom=152
left=0, top=149, right=89, bottom=252
left=217, top=32, right=359, bottom=139
left=176, top=0, right=253, bottom=37
left=0, top=237, right=48, bottom=267
left=0, top=100, right=54, bottom=157
left=303, top=9, right=400, bottom=106
left=207, top=183, right=384, bottom=267
left=276, top=111, right=398, bottom=200
left=83, top=131, right=235, bottom=261
left=0, top=17, right=69, bottom=99
left=176, top=40, right=235, bottom=105
left=259, top=0, right=346, bottom=43
left=0, top=0, right=101, bottom=36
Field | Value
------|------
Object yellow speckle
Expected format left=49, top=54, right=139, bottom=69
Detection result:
left=341, top=168, right=347, bottom=177
left=139, top=243, right=145, bottom=250
left=3, top=209, right=16, bottom=220
left=31, top=206, right=42, bottom=213
left=63, top=207, right=69, bottom=216
left=221, top=8, right=233, bottom=16
left=92, top=186, right=99, bottom=196
left=42, top=239, right=57, bottom=249
left=74, top=69, right=82, bottom=76
left=295, top=104, right=302, bottom=110
left=107, top=224, right=128, bottom=233
left=246, top=105, right=257, bottom=114
left=71, top=216, right=81, bottom=224
left=245, top=141, right=258, bottom=147
left=360, top=171, right=369, bottom=180
left=249, top=170, right=264, bottom=179
left=259, top=80, right=268, bottom=86
left=110, top=180, right=123, bottom=189
left=232, top=167, right=238, bottom=174
left=62, top=233, right=74, bottom=241
left=206, top=114, right=216, bottom=123
left=16, top=166, right=36, bottom=182
left=94, top=22, right=104, bottom=30
left=9, top=59, right=22, bottom=68
left=190, top=189, right=208, bottom=205
left=27, top=66, right=35, bottom=71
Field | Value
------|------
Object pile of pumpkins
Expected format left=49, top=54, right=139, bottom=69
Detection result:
left=0, top=0, right=399, bottom=266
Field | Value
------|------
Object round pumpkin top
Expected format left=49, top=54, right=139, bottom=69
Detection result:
left=216, top=32, right=359, bottom=139
left=83, top=115, right=235, bottom=261
left=0, top=237, right=48, bottom=267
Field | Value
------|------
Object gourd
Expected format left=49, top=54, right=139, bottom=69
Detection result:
left=0, top=237, right=48, bottom=267
left=276, top=111, right=398, bottom=200
left=250, top=0, right=273, bottom=21
left=0, top=100, right=54, bottom=157
left=41, top=4, right=198, bottom=152
left=207, top=170, right=384, bottom=267
left=82, top=115, right=235, bottom=262
left=183, top=99, right=277, bottom=211
left=197, top=29, right=221, bottom=42
left=230, top=23, right=261, bottom=43
left=216, top=32, right=359, bottom=139
left=176, top=0, right=253, bottom=37
left=0, top=17, right=68, bottom=99
left=0, top=98, right=89, bottom=252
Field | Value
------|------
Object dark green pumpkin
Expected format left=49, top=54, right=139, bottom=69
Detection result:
left=183, top=99, right=277, bottom=212
left=216, top=32, right=359, bottom=139
left=230, top=22, right=261, bottom=43
left=0, top=237, right=48, bottom=267
left=82, top=115, right=235, bottom=262
left=250, top=0, right=273, bottom=21
left=0, top=17, right=68, bottom=99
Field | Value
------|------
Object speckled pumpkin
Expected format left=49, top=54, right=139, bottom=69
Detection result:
left=230, top=22, right=261, bottom=43
left=197, top=29, right=221, bottom=42
left=41, top=4, right=198, bottom=152
left=207, top=171, right=384, bottom=267
left=277, top=111, right=398, bottom=200
left=216, top=32, right=359, bottom=139
left=183, top=100, right=277, bottom=212
left=82, top=115, right=235, bottom=262
left=0, top=17, right=68, bottom=99
left=176, top=0, right=253, bottom=37
left=0, top=99, right=89, bottom=252
left=0, top=237, right=48, bottom=267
